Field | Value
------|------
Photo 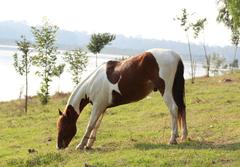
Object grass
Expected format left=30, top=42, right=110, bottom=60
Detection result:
left=0, top=72, right=240, bottom=166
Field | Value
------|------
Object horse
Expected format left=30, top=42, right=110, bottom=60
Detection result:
left=57, top=48, right=188, bottom=150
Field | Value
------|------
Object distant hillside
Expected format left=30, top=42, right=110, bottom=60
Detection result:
left=0, top=20, right=238, bottom=62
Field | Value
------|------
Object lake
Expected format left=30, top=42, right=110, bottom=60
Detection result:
left=0, top=45, right=206, bottom=101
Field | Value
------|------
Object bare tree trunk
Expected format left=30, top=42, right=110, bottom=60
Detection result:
left=187, top=33, right=194, bottom=83
left=234, top=46, right=237, bottom=60
left=25, top=65, right=28, bottom=113
left=203, top=44, right=210, bottom=77
left=231, top=45, right=238, bottom=72
left=96, top=53, right=97, bottom=67
left=234, top=45, right=238, bottom=65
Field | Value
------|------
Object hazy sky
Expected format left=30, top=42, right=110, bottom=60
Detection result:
left=0, top=0, right=231, bottom=46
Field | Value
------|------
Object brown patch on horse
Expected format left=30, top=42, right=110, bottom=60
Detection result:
left=57, top=105, right=79, bottom=149
left=107, top=52, right=165, bottom=107
left=57, top=94, right=92, bottom=149
left=106, top=61, right=121, bottom=84
left=80, top=94, right=91, bottom=112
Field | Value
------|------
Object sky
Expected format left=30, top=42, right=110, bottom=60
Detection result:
left=0, top=0, right=232, bottom=46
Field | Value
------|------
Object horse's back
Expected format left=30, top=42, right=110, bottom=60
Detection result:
left=147, top=48, right=181, bottom=65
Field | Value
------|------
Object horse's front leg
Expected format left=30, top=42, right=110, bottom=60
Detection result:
left=86, top=113, right=104, bottom=149
left=75, top=106, right=105, bottom=150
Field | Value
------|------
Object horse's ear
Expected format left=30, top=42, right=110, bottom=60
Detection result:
left=58, top=109, right=63, bottom=115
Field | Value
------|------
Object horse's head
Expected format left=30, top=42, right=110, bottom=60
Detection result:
left=56, top=105, right=78, bottom=149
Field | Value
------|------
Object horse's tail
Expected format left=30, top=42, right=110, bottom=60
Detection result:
left=172, top=59, right=186, bottom=129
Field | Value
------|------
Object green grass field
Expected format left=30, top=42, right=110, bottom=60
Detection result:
left=0, top=72, right=240, bottom=167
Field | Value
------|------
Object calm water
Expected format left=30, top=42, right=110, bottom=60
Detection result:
left=0, top=45, right=206, bottom=101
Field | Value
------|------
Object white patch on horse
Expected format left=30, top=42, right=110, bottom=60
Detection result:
left=147, top=48, right=181, bottom=143
left=147, top=48, right=180, bottom=94
left=67, top=64, right=107, bottom=114
left=108, top=75, right=122, bottom=93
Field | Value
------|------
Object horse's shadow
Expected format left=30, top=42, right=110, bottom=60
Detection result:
left=83, top=140, right=240, bottom=153
left=134, top=140, right=240, bottom=151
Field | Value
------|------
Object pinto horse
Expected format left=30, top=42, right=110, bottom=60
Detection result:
left=57, top=48, right=188, bottom=150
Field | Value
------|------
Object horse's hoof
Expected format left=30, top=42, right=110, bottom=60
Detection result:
left=85, top=146, right=93, bottom=150
left=169, top=139, right=178, bottom=145
left=75, top=144, right=84, bottom=150
left=181, top=136, right=187, bottom=142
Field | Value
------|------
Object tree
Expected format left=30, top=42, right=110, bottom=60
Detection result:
left=210, top=53, right=226, bottom=76
left=13, top=36, right=31, bottom=113
left=175, top=8, right=195, bottom=83
left=87, top=33, right=116, bottom=67
left=31, top=20, right=65, bottom=104
left=230, top=59, right=239, bottom=68
left=217, top=0, right=240, bottom=69
left=64, top=48, right=88, bottom=85
left=192, top=18, right=212, bottom=77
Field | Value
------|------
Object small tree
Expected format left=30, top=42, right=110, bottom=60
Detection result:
left=230, top=59, right=239, bottom=68
left=192, top=18, right=212, bottom=77
left=13, top=36, right=31, bottom=113
left=175, top=8, right=195, bottom=83
left=210, top=53, right=226, bottom=76
left=31, top=20, right=65, bottom=104
left=87, top=33, right=116, bottom=67
left=64, top=48, right=88, bottom=85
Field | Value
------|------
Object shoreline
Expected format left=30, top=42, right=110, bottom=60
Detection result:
left=0, top=45, right=210, bottom=102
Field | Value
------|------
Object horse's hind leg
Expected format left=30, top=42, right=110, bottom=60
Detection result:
left=75, top=106, right=106, bottom=150
left=163, top=91, right=179, bottom=144
left=153, top=77, right=178, bottom=144
left=86, top=113, right=104, bottom=149
left=181, top=109, right=188, bottom=141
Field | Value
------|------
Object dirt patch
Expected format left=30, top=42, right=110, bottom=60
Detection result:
left=223, top=78, right=233, bottom=83
left=28, top=148, right=38, bottom=154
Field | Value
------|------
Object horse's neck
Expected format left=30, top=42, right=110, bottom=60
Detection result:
left=66, top=64, right=106, bottom=114
left=67, top=84, right=86, bottom=114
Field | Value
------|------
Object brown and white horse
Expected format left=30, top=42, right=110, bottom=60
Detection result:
left=57, top=48, right=188, bottom=150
